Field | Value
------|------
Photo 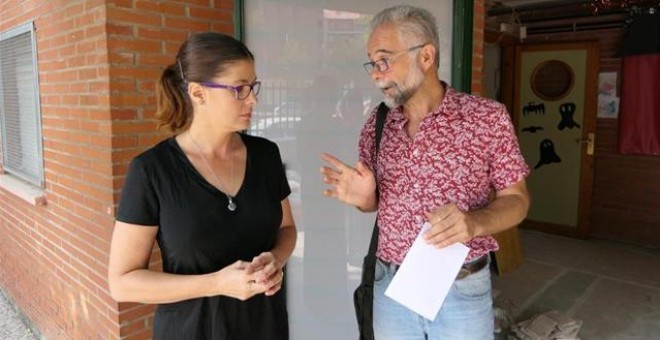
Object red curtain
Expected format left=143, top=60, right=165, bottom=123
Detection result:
left=618, top=11, right=660, bottom=155
left=618, top=54, right=660, bottom=155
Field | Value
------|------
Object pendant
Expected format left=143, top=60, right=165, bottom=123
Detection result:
left=227, top=196, right=237, bottom=211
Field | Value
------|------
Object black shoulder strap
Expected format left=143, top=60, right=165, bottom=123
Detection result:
left=368, top=102, right=389, bottom=256
left=375, top=102, right=388, bottom=152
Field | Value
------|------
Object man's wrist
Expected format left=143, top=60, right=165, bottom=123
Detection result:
left=356, top=196, right=378, bottom=212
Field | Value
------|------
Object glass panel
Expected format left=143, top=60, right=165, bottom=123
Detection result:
left=245, top=2, right=452, bottom=338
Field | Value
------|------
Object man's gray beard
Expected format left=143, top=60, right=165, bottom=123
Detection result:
left=380, top=63, right=425, bottom=108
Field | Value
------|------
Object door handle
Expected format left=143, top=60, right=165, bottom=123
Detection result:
left=575, top=132, right=595, bottom=155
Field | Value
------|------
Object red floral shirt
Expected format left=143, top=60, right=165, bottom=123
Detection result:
left=358, top=85, right=529, bottom=264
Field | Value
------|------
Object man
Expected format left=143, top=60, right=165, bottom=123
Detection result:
left=320, top=5, right=530, bottom=340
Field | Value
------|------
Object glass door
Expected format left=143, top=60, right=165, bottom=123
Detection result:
left=244, top=2, right=453, bottom=338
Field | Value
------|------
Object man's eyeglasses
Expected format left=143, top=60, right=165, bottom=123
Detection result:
left=200, top=81, right=261, bottom=100
left=363, top=44, right=427, bottom=74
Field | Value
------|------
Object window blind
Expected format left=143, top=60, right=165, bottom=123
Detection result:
left=0, top=22, right=43, bottom=186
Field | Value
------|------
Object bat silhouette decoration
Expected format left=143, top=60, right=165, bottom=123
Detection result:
left=522, top=126, right=544, bottom=133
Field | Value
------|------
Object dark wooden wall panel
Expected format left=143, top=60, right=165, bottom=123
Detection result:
left=523, top=28, right=660, bottom=246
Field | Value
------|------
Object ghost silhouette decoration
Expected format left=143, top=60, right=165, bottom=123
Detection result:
left=535, top=139, right=561, bottom=169
left=557, top=102, right=581, bottom=130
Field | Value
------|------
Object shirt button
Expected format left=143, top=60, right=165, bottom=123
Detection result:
left=414, top=183, right=420, bottom=189
left=415, top=216, right=422, bottom=223
left=413, top=149, right=419, bottom=157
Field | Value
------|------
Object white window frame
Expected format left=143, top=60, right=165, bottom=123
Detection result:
left=0, top=22, right=44, bottom=187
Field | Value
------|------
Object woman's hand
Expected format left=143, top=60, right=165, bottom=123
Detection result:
left=248, top=252, right=285, bottom=296
left=213, top=260, right=267, bottom=301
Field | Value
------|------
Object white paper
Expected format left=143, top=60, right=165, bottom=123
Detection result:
left=384, top=222, right=470, bottom=320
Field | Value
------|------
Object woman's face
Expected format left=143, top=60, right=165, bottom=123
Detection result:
left=195, top=59, right=259, bottom=132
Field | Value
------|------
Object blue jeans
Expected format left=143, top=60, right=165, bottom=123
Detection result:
left=373, top=258, right=494, bottom=340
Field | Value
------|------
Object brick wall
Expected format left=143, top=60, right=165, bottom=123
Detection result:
left=524, top=29, right=660, bottom=246
left=106, top=1, right=235, bottom=338
left=0, top=0, right=236, bottom=338
left=472, top=0, right=485, bottom=95
left=1, top=1, right=117, bottom=338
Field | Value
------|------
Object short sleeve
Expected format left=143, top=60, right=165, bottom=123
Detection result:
left=272, top=143, right=291, bottom=201
left=488, top=104, right=530, bottom=191
left=358, top=108, right=378, bottom=171
left=116, top=157, right=160, bottom=226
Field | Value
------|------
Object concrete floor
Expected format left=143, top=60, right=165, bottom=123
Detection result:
left=2, top=229, right=659, bottom=339
left=0, top=289, right=38, bottom=340
left=493, top=229, right=660, bottom=340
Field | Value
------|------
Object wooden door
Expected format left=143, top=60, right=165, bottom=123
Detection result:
left=510, top=42, right=599, bottom=237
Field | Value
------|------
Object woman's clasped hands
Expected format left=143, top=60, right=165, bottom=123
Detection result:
left=214, top=252, right=284, bottom=301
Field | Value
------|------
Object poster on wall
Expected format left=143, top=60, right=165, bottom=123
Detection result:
left=597, top=72, right=619, bottom=118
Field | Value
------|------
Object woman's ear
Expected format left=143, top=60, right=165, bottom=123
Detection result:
left=187, top=82, right=206, bottom=106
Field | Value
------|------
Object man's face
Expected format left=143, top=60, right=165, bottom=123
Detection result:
left=366, top=24, right=425, bottom=108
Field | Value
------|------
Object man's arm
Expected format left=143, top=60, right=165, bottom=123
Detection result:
left=469, top=180, right=529, bottom=237
left=424, top=179, right=529, bottom=248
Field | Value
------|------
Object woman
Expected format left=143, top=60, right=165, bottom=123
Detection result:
left=108, top=32, right=297, bottom=340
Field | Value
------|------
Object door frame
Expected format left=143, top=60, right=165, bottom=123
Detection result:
left=503, top=42, right=599, bottom=238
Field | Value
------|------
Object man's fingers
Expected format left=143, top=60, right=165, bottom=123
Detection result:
left=321, top=153, right=352, bottom=172
left=427, top=229, right=460, bottom=248
left=323, top=189, right=338, bottom=198
left=424, top=221, right=452, bottom=240
left=434, top=233, right=460, bottom=248
left=322, top=175, right=337, bottom=184
left=320, top=166, right=349, bottom=185
left=319, top=166, right=336, bottom=177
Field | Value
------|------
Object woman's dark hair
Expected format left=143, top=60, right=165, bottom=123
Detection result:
left=156, top=32, right=255, bottom=133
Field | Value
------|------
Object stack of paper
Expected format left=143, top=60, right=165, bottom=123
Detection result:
left=510, top=310, right=582, bottom=340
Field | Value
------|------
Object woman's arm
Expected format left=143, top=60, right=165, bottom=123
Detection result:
left=249, top=198, right=297, bottom=296
left=107, top=221, right=263, bottom=303
left=271, top=198, right=297, bottom=266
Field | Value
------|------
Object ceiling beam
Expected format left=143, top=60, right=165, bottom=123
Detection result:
left=488, top=0, right=592, bottom=16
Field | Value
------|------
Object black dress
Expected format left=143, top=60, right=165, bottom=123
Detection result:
left=116, top=134, right=291, bottom=340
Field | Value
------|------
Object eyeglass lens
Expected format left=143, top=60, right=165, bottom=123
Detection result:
left=365, top=59, right=387, bottom=73
left=238, top=82, right=261, bottom=99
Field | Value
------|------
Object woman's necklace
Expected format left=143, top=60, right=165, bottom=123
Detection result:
left=188, top=132, right=237, bottom=211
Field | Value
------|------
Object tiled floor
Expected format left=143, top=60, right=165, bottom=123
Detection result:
left=492, top=229, right=660, bottom=340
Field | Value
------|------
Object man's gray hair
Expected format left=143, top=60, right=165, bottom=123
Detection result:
left=370, top=5, right=440, bottom=68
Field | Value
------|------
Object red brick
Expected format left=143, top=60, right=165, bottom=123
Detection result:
left=106, top=7, right=161, bottom=26
left=189, top=7, right=233, bottom=21
left=164, top=17, right=211, bottom=31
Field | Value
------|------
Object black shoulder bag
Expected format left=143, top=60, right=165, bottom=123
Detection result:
left=353, top=102, right=389, bottom=340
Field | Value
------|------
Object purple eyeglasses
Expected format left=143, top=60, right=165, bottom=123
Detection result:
left=200, top=81, right=261, bottom=100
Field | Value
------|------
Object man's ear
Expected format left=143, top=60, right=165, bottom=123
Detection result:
left=187, top=82, right=206, bottom=105
left=419, top=44, right=437, bottom=71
